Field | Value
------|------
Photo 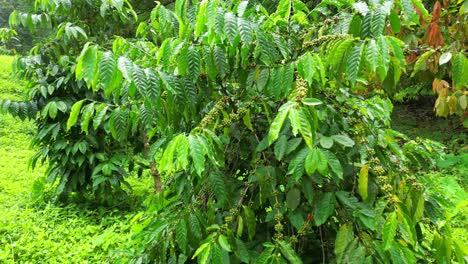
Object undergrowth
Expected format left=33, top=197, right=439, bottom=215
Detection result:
left=0, top=55, right=147, bottom=263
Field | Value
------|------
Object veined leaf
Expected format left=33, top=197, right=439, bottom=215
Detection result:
left=224, top=12, right=238, bottom=43
left=346, top=42, right=364, bottom=86
left=411, top=49, right=435, bottom=77
left=218, top=234, right=232, bottom=252
left=383, top=212, right=397, bottom=250
left=178, top=44, right=189, bottom=76
left=189, top=135, right=205, bottom=177
left=371, top=9, right=386, bottom=37
left=314, top=192, right=335, bottom=226
left=365, top=39, right=380, bottom=72
left=238, top=17, right=252, bottom=44
left=335, top=224, right=354, bottom=259
left=268, top=108, right=290, bottom=145
left=67, top=99, right=85, bottom=131
left=274, top=135, right=288, bottom=161
left=188, top=45, right=201, bottom=78
left=209, top=171, right=227, bottom=205
left=214, top=46, right=228, bottom=78
left=76, top=44, right=98, bottom=87
left=332, top=134, right=355, bottom=147
left=243, top=205, right=256, bottom=241
left=452, top=53, right=468, bottom=89
left=278, top=240, right=302, bottom=264
left=176, top=219, right=188, bottom=254
left=305, top=148, right=319, bottom=176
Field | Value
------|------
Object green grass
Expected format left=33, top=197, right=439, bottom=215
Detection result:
left=0, top=55, right=143, bottom=263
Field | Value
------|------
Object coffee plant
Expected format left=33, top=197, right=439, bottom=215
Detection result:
left=0, top=0, right=466, bottom=263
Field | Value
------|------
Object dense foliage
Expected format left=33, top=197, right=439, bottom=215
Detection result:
left=0, top=0, right=466, bottom=263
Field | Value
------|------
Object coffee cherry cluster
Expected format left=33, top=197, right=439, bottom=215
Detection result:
left=302, top=34, right=349, bottom=50
left=381, top=184, right=393, bottom=193
left=295, top=77, right=308, bottom=102
left=373, top=165, right=386, bottom=176
left=219, top=101, right=253, bottom=129
left=200, top=99, right=226, bottom=128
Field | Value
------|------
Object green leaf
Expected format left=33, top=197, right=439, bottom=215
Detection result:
left=209, top=171, right=227, bottom=205
left=189, top=135, right=205, bottom=177
left=286, top=188, right=301, bottom=210
left=302, top=98, right=323, bottom=106
left=48, top=102, right=58, bottom=119
left=276, top=0, right=292, bottom=19
left=67, top=99, right=85, bottom=131
left=411, top=49, right=435, bottom=77
left=109, top=107, right=128, bottom=142
left=401, top=0, right=417, bottom=23
left=383, top=212, right=397, bottom=250
left=322, top=150, right=343, bottom=179
left=268, top=108, right=290, bottom=145
left=274, top=135, right=288, bottom=161
left=188, top=45, right=201, bottom=78
left=305, top=148, right=319, bottom=176
left=93, top=105, right=108, bottom=129
left=80, top=103, right=95, bottom=134
left=346, top=42, right=364, bottom=86
left=320, top=136, right=334, bottom=149
left=98, top=51, right=118, bottom=94
left=192, top=242, right=210, bottom=260
left=218, top=234, right=232, bottom=252
left=316, top=149, right=329, bottom=176
left=238, top=17, right=252, bottom=44
left=243, top=205, right=256, bottom=241
left=278, top=240, right=302, bottom=264
left=189, top=214, right=202, bottom=239
left=332, top=134, right=355, bottom=147
left=211, top=243, right=223, bottom=264
left=76, top=44, right=98, bottom=87
left=224, top=12, right=238, bottom=43
left=365, top=39, right=380, bottom=72
left=361, top=12, right=372, bottom=39
left=371, top=9, right=386, bottom=37
left=288, top=107, right=300, bottom=136
left=389, top=10, right=401, bottom=33
left=214, top=46, right=227, bottom=78
left=314, top=192, right=335, bottom=226
left=176, top=219, right=188, bottom=254
left=298, top=108, right=314, bottom=148
left=178, top=44, right=189, bottom=76
left=358, top=164, right=369, bottom=200
left=235, top=238, right=250, bottom=263
left=255, top=246, right=274, bottom=264
left=452, top=53, right=468, bottom=89
left=334, top=224, right=354, bottom=259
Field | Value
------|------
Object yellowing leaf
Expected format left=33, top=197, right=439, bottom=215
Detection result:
left=358, top=164, right=369, bottom=200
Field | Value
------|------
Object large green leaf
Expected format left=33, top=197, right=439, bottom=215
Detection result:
left=346, top=42, right=364, bottom=86
left=76, top=44, right=98, bottom=87
left=383, top=212, right=397, bottom=250
left=314, top=192, right=335, bottom=226
left=67, top=99, right=85, bottom=131
left=189, top=135, right=205, bottom=177
left=268, top=108, right=290, bottom=145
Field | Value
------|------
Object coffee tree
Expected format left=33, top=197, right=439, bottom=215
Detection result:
left=1, top=0, right=465, bottom=263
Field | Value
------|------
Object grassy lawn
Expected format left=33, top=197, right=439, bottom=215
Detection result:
left=0, top=55, right=140, bottom=263
left=0, top=54, right=466, bottom=262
